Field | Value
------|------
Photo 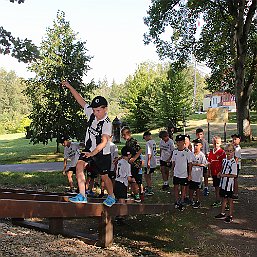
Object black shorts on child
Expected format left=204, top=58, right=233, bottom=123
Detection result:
left=108, top=170, right=116, bottom=180
left=79, top=150, right=111, bottom=176
left=114, top=181, right=127, bottom=200
left=173, top=176, right=188, bottom=186
left=219, top=188, right=233, bottom=198
left=131, top=165, right=142, bottom=184
left=160, top=160, right=171, bottom=167
left=189, top=181, right=200, bottom=190
left=144, top=167, right=155, bottom=174
left=67, top=166, right=76, bottom=173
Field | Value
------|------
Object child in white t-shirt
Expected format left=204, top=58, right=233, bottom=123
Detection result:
left=159, top=130, right=175, bottom=190
left=143, top=131, right=157, bottom=196
left=171, top=134, right=192, bottom=210
left=114, top=146, right=132, bottom=204
left=189, top=138, right=208, bottom=208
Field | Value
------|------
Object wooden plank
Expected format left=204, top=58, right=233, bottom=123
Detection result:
left=0, top=199, right=173, bottom=219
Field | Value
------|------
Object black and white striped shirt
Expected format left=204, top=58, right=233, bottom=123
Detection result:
left=219, top=158, right=237, bottom=191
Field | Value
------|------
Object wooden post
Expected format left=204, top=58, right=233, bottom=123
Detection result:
left=49, top=218, right=64, bottom=234
left=208, top=122, right=210, bottom=143
left=224, top=123, right=227, bottom=142
left=98, top=210, right=113, bottom=247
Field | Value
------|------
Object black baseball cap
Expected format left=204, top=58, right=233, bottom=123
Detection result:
left=175, top=134, right=185, bottom=142
left=121, top=146, right=131, bottom=157
left=192, top=138, right=203, bottom=144
left=60, top=135, right=70, bottom=144
left=88, top=96, right=108, bottom=108
left=184, top=134, right=190, bottom=140
left=143, top=131, right=151, bottom=138
left=231, top=134, right=241, bottom=139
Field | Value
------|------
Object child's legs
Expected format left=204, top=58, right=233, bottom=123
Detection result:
left=234, top=177, right=238, bottom=195
left=228, top=197, right=234, bottom=217
left=101, top=174, right=113, bottom=196
left=160, top=164, right=169, bottom=182
left=144, top=173, right=152, bottom=188
left=76, top=160, right=86, bottom=196
left=203, top=167, right=208, bottom=187
left=196, top=188, right=200, bottom=202
left=221, top=197, right=227, bottom=213
left=67, top=171, right=74, bottom=188
left=174, top=184, right=179, bottom=202
left=189, top=188, right=194, bottom=201
left=181, top=185, right=187, bottom=202
left=215, top=186, right=220, bottom=201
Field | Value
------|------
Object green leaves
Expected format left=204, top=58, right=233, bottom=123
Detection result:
left=25, top=11, right=94, bottom=149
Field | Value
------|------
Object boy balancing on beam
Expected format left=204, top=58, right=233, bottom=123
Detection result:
left=61, top=81, right=115, bottom=207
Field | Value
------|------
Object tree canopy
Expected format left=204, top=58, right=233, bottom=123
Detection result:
left=25, top=11, right=94, bottom=151
left=144, top=0, right=257, bottom=140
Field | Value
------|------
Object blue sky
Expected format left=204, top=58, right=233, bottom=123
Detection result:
left=0, top=0, right=160, bottom=84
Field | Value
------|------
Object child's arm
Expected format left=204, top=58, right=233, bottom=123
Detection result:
left=83, top=134, right=110, bottom=157
left=63, top=158, right=68, bottom=172
left=62, top=81, right=86, bottom=108
left=187, top=162, right=192, bottom=181
left=147, top=153, right=152, bottom=168
left=129, top=148, right=143, bottom=164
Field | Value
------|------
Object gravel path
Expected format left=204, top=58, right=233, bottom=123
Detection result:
left=0, top=221, right=134, bottom=257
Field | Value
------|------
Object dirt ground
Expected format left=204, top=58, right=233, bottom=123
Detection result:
left=0, top=161, right=256, bottom=257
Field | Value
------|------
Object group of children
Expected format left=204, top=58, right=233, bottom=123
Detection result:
left=60, top=80, right=241, bottom=222
left=61, top=124, right=241, bottom=223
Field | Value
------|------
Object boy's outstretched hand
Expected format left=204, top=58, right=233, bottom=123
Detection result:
left=61, top=80, right=71, bottom=89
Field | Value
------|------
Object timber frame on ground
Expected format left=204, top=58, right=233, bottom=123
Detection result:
left=0, top=188, right=173, bottom=247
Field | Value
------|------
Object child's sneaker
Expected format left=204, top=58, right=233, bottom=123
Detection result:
left=103, top=195, right=116, bottom=207
left=211, top=201, right=221, bottom=207
left=203, top=188, right=209, bottom=196
left=134, top=194, right=141, bottom=203
left=174, top=201, right=180, bottom=209
left=177, top=203, right=185, bottom=211
left=69, top=193, right=87, bottom=203
left=192, top=201, right=201, bottom=208
left=224, top=215, right=233, bottom=223
left=215, top=213, right=226, bottom=219
left=86, top=190, right=95, bottom=197
left=161, top=184, right=170, bottom=191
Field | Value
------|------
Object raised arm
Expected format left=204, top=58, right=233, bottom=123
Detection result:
left=62, top=81, right=86, bottom=108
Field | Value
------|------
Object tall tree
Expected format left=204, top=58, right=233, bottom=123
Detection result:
left=144, top=0, right=257, bottom=141
left=26, top=11, right=94, bottom=152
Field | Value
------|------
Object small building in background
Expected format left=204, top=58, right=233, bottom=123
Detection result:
left=203, top=92, right=236, bottom=112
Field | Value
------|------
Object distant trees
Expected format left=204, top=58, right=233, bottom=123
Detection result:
left=25, top=11, right=94, bottom=151
left=122, top=62, right=206, bottom=132
left=0, top=68, right=31, bottom=134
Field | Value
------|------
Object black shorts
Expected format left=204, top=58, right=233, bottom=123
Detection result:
left=219, top=188, right=233, bottom=198
left=79, top=151, right=111, bottom=176
left=114, top=181, right=127, bottom=200
left=189, top=181, right=200, bottom=190
left=85, top=164, right=98, bottom=179
left=67, top=166, right=76, bottom=173
left=203, top=166, right=208, bottom=174
left=160, top=160, right=171, bottom=167
left=212, top=175, right=220, bottom=187
left=173, top=176, right=188, bottom=186
left=131, top=165, right=142, bottom=185
left=144, top=167, right=155, bottom=174
left=108, top=170, right=116, bottom=180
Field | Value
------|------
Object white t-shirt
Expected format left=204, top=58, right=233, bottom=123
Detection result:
left=115, top=158, right=131, bottom=187
left=159, top=138, right=175, bottom=162
left=64, top=142, right=81, bottom=167
left=144, top=139, right=157, bottom=168
left=84, top=104, right=112, bottom=155
left=110, top=142, right=118, bottom=171
left=220, top=158, right=237, bottom=191
left=192, top=151, right=208, bottom=183
left=234, top=145, right=242, bottom=169
left=172, top=148, right=193, bottom=178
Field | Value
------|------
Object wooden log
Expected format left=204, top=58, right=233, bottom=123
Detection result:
left=98, top=210, right=113, bottom=247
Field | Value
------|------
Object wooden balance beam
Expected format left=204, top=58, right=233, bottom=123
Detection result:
left=0, top=190, right=173, bottom=247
